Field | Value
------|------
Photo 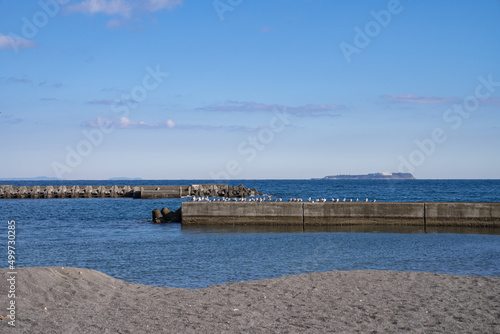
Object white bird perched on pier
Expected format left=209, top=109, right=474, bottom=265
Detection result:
left=355, top=198, right=359, bottom=202
left=307, top=197, right=312, bottom=202
left=364, top=198, right=368, bottom=202
left=336, top=198, right=340, bottom=202
left=343, top=198, right=346, bottom=202
left=349, top=199, right=353, bottom=202
left=321, top=198, right=326, bottom=202
left=372, top=199, right=376, bottom=202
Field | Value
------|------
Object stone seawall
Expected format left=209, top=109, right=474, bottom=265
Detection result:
left=0, top=184, right=260, bottom=199
left=181, top=202, right=500, bottom=227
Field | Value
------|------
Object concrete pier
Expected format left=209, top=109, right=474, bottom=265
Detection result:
left=0, top=184, right=260, bottom=200
left=181, top=202, right=500, bottom=227
left=182, top=202, right=304, bottom=225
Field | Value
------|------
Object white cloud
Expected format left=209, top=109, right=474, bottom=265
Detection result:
left=145, top=0, right=183, bottom=11
left=85, top=116, right=176, bottom=129
left=85, top=117, right=264, bottom=132
left=67, top=0, right=133, bottom=17
left=0, top=33, right=37, bottom=50
left=166, top=119, right=175, bottom=128
left=67, top=0, right=183, bottom=18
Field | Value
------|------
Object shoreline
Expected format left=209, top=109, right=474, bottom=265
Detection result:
left=1, top=267, right=499, bottom=333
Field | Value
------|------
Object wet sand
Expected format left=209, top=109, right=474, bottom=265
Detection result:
left=1, top=267, right=499, bottom=333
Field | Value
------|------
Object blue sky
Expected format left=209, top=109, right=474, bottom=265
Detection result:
left=1, top=0, right=499, bottom=180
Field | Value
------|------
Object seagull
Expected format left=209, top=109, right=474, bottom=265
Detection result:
left=343, top=198, right=346, bottom=202
left=364, top=198, right=368, bottom=202
left=349, top=199, right=353, bottom=202
left=307, top=197, right=312, bottom=202
left=355, top=198, right=359, bottom=202
left=372, top=199, right=376, bottom=202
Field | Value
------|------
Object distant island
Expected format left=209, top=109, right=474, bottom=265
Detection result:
left=0, top=176, right=62, bottom=181
left=315, top=172, right=415, bottom=180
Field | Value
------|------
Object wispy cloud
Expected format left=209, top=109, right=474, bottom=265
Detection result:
left=174, top=124, right=256, bottom=132
left=380, top=94, right=459, bottom=104
left=1, top=114, right=23, bottom=124
left=85, top=117, right=175, bottom=129
left=86, top=99, right=116, bottom=105
left=66, top=0, right=133, bottom=17
left=146, top=0, right=183, bottom=11
left=196, top=101, right=345, bottom=117
left=86, top=98, right=137, bottom=106
left=3, top=77, right=31, bottom=84
left=85, top=117, right=261, bottom=132
left=66, top=0, right=183, bottom=19
left=0, top=33, right=37, bottom=50
left=39, top=80, right=63, bottom=88
left=480, top=96, right=500, bottom=107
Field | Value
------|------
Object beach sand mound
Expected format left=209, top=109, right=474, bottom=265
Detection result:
left=1, top=267, right=499, bottom=333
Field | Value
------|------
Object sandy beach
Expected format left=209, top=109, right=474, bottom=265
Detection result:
left=1, top=267, right=499, bottom=333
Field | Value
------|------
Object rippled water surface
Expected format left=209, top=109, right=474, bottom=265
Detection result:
left=1, top=179, right=499, bottom=288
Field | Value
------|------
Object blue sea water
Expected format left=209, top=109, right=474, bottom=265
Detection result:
left=1, top=179, right=499, bottom=288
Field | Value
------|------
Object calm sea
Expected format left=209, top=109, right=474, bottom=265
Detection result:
left=1, top=179, right=499, bottom=288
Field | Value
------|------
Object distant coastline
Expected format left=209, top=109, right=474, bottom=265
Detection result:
left=314, top=172, right=415, bottom=180
left=0, top=177, right=143, bottom=181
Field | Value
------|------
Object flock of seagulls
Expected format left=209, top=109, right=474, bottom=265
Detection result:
left=191, top=196, right=376, bottom=203
left=191, top=196, right=273, bottom=202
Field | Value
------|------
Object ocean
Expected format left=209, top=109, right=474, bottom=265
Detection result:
left=1, top=179, right=499, bottom=288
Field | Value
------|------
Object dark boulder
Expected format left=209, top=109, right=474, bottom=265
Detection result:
left=152, top=209, right=165, bottom=224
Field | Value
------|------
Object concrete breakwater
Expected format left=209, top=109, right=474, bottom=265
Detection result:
left=0, top=184, right=260, bottom=199
left=180, top=202, right=500, bottom=227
